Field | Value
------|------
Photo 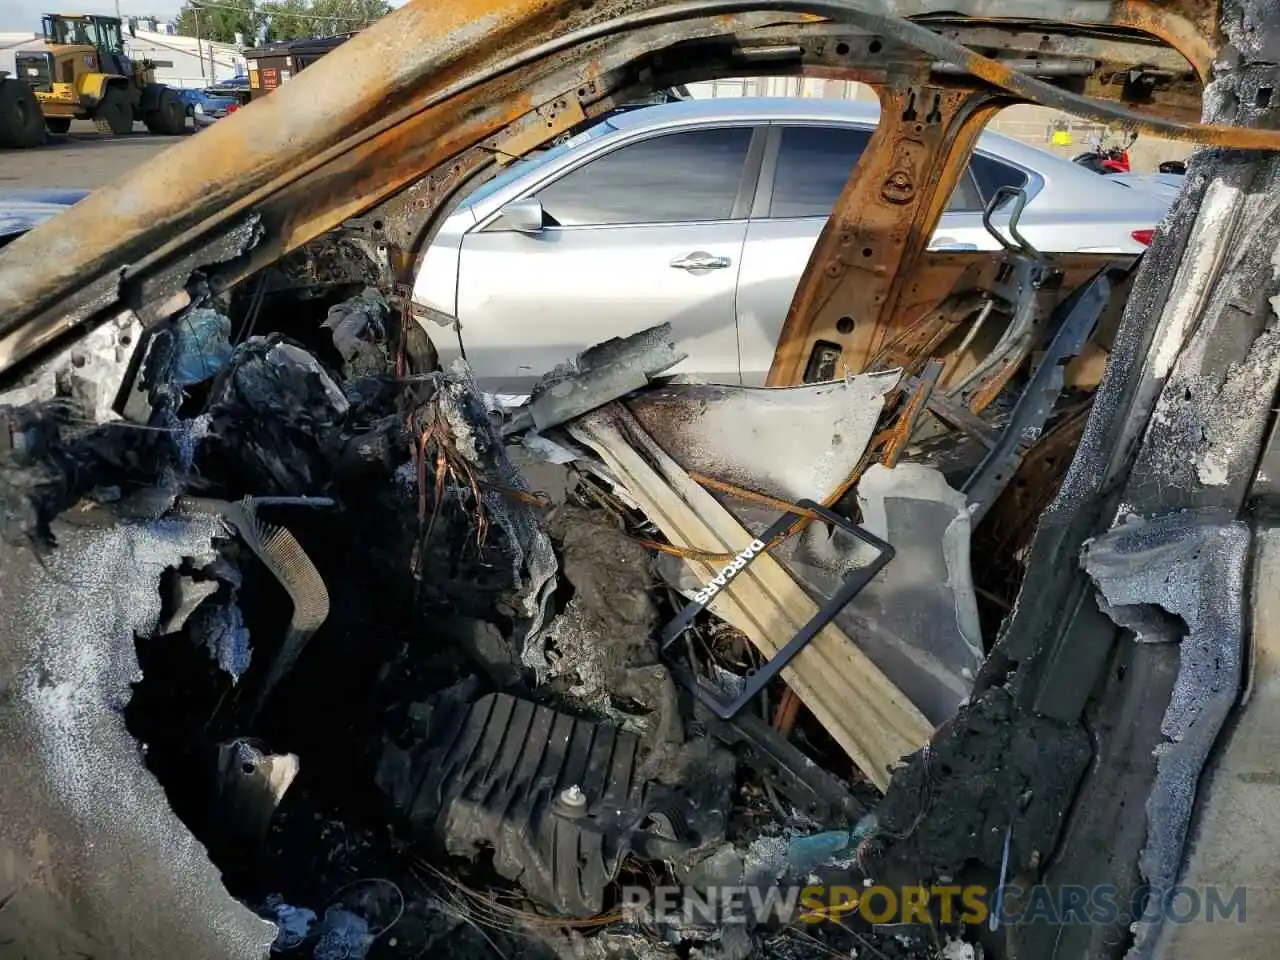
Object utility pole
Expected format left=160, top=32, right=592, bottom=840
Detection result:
left=194, top=3, right=207, bottom=80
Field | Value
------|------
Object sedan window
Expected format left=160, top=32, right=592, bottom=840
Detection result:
left=769, top=125, right=872, bottom=218
left=946, top=167, right=985, bottom=211
left=969, top=153, right=1030, bottom=202
left=462, top=120, right=619, bottom=211
left=534, top=127, right=753, bottom=226
left=767, top=124, right=1013, bottom=217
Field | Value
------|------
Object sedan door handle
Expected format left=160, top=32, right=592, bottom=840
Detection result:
left=670, top=251, right=731, bottom=271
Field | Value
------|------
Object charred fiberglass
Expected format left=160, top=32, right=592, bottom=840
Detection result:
left=2, top=1, right=1280, bottom=959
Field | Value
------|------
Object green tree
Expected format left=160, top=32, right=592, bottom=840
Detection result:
left=263, top=0, right=315, bottom=40
left=284, top=0, right=389, bottom=36
left=175, top=0, right=390, bottom=44
left=305, top=0, right=391, bottom=34
left=175, top=0, right=264, bottom=44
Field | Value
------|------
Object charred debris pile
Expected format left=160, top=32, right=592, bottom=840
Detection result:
left=0, top=239, right=1134, bottom=960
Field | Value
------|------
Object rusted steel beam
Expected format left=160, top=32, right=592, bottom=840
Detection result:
left=856, top=2, right=1264, bottom=145
left=882, top=357, right=943, bottom=466
left=0, top=0, right=582, bottom=335
left=902, top=2, right=1217, bottom=79
left=773, top=245, right=1134, bottom=388
left=208, top=74, right=538, bottom=294
left=0, top=0, right=1269, bottom=379
left=1107, top=0, right=1220, bottom=82
left=768, top=86, right=1002, bottom=385
left=210, top=13, right=804, bottom=293
left=864, top=284, right=988, bottom=374
left=930, top=22, right=1196, bottom=76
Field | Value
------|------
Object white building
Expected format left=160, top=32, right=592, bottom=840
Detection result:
left=681, top=75, right=1192, bottom=171
left=0, top=27, right=244, bottom=90
left=127, top=27, right=246, bottom=88
left=0, top=32, right=45, bottom=79
left=685, top=76, right=876, bottom=102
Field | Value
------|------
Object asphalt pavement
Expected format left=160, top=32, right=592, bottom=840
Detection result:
left=0, top=120, right=184, bottom=191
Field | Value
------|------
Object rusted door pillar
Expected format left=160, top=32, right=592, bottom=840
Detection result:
left=767, top=85, right=1000, bottom=385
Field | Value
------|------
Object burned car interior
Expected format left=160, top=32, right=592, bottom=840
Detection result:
left=2, top=0, right=1280, bottom=958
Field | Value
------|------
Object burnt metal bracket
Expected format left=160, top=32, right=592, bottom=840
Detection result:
left=944, top=185, right=1062, bottom=411
left=980, top=184, right=1041, bottom=259
left=963, top=261, right=1130, bottom=522
left=705, top=706, right=865, bottom=825
left=659, top=499, right=893, bottom=719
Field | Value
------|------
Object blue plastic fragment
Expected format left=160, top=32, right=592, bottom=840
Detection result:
left=173, top=308, right=233, bottom=386
left=312, top=907, right=374, bottom=960
left=192, top=600, right=252, bottom=681
left=785, top=813, right=879, bottom=875
left=261, top=894, right=316, bottom=952
left=787, top=830, right=854, bottom=875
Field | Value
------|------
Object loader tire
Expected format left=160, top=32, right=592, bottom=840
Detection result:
left=45, top=116, right=72, bottom=134
left=144, top=89, right=185, bottom=135
left=93, top=86, right=132, bottom=135
left=0, top=79, right=46, bottom=149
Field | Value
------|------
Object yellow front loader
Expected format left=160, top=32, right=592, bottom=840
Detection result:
left=13, top=13, right=185, bottom=137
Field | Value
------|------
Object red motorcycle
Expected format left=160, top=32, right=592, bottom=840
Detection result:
left=1073, top=131, right=1137, bottom=174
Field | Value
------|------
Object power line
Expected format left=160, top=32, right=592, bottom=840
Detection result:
left=183, top=1, right=380, bottom=25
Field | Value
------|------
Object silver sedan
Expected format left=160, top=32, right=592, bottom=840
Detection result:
left=413, top=98, right=1171, bottom=395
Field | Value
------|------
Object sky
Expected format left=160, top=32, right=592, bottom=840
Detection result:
left=2, top=2, right=186, bottom=31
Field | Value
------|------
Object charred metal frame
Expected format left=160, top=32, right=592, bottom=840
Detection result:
left=1, top=2, right=1278, bottom=958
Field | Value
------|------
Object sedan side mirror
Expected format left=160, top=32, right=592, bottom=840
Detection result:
left=495, top=197, right=546, bottom=234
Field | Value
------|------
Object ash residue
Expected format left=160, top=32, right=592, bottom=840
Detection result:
left=1120, top=157, right=1280, bottom=515
left=0, top=401, right=184, bottom=547
left=865, top=687, right=1091, bottom=878
left=549, top=928, right=679, bottom=960
left=322, top=287, right=389, bottom=380
left=436, top=363, right=487, bottom=464
left=1220, top=0, right=1280, bottom=63
left=0, top=517, right=276, bottom=958
left=1195, top=322, right=1280, bottom=486
left=204, top=335, right=357, bottom=494
left=741, top=834, right=790, bottom=887
left=1083, top=515, right=1250, bottom=960
left=430, top=362, right=559, bottom=657
left=543, top=506, right=660, bottom=709
left=545, top=601, right=612, bottom=704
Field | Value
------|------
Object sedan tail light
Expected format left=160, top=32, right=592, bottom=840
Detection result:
left=1131, top=229, right=1156, bottom=246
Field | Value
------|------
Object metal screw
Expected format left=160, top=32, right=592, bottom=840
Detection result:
left=559, top=784, right=587, bottom=808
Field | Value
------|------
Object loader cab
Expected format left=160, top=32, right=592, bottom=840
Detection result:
left=41, top=14, right=130, bottom=78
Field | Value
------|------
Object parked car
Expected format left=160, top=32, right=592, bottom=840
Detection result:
left=0, top=188, right=87, bottom=246
left=414, top=98, right=1172, bottom=395
left=177, top=88, right=241, bottom=128
left=1110, top=171, right=1185, bottom=203
left=204, top=76, right=253, bottom=106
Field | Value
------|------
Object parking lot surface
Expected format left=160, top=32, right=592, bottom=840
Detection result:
left=0, top=121, right=180, bottom=190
